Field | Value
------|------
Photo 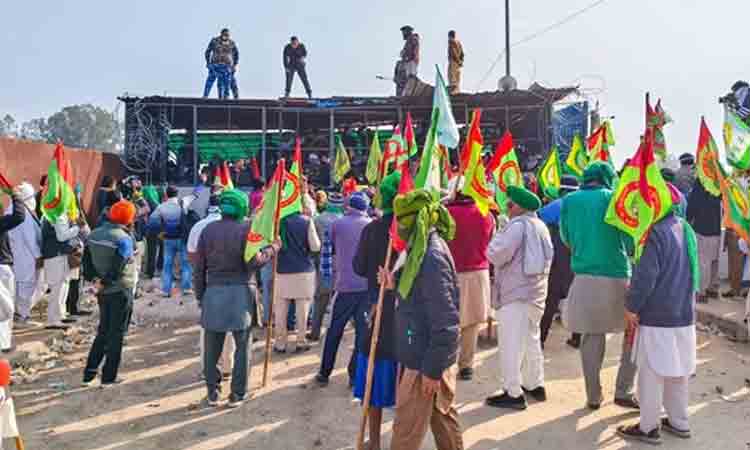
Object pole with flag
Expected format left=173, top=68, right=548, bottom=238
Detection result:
left=356, top=163, right=413, bottom=450
left=460, top=109, right=494, bottom=215
left=248, top=159, right=286, bottom=387
left=537, top=146, right=562, bottom=199
left=41, top=143, right=79, bottom=223
left=404, top=112, right=419, bottom=158
left=486, top=130, right=524, bottom=214
left=366, top=131, right=383, bottom=185
left=334, top=137, right=351, bottom=183
left=565, top=134, right=588, bottom=179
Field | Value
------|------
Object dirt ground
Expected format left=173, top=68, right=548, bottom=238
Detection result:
left=8, top=290, right=750, bottom=450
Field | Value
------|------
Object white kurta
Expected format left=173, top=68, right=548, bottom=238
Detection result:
left=0, top=266, right=15, bottom=350
left=636, top=325, right=696, bottom=377
left=8, top=210, right=43, bottom=318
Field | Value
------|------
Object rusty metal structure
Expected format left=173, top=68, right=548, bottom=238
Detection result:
left=119, top=84, right=577, bottom=185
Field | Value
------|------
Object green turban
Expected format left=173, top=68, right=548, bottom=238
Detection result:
left=219, top=189, right=249, bottom=221
left=142, top=185, right=160, bottom=207
left=507, top=185, right=542, bottom=211
left=583, top=161, right=615, bottom=190
left=379, top=170, right=402, bottom=214
left=393, top=189, right=455, bottom=300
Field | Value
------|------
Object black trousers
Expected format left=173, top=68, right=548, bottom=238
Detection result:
left=204, top=328, right=250, bottom=399
left=66, top=278, right=80, bottom=315
left=83, top=292, right=132, bottom=383
left=145, top=235, right=163, bottom=279
left=540, top=291, right=580, bottom=347
left=285, top=67, right=312, bottom=96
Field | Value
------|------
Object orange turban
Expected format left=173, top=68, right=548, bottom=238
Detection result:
left=109, top=200, right=136, bottom=226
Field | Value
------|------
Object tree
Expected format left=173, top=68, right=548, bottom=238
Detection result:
left=0, top=115, right=17, bottom=137
left=44, top=104, right=123, bottom=152
left=19, top=118, right=50, bottom=142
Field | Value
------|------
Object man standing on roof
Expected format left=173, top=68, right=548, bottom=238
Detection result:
left=447, top=31, right=464, bottom=95
left=400, top=26, right=420, bottom=81
left=203, top=28, right=239, bottom=100
left=284, top=36, right=312, bottom=99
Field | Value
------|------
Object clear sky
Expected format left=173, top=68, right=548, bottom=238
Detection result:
left=2, top=0, right=749, bottom=165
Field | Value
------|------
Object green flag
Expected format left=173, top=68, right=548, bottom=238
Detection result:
left=41, top=143, right=78, bottom=223
left=723, top=104, right=750, bottom=170
left=334, top=137, right=351, bottom=183
left=565, top=134, right=588, bottom=179
left=366, top=131, right=382, bottom=185
left=487, top=131, right=524, bottom=214
left=537, top=147, right=562, bottom=200
left=280, top=137, right=303, bottom=219
left=245, top=160, right=284, bottom=262
left=605, top=129, right=673, bottom=261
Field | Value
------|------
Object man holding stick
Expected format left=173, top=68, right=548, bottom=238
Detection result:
left=378, top=189, right=464, bottom=450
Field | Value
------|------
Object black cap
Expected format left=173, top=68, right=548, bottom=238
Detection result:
left=166, top=185, right=179, bottom=198
left=679, top=153, right=695, bottom=164
left=221, top=28, right=230, bottom=34
left=291, top=36, right=299, bottom=42
left=400, top=25, right=414, bottom=32
left=560, top=175, right=580, bottom=194
left=208, top=194, right=221, bottom=207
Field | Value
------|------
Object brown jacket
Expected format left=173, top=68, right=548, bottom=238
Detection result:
left=449, top=39, right=464, bottom=66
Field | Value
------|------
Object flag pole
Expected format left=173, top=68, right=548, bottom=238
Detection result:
left=262, top=159, right=285, bottom=388
left=356, top=240, right=393, bottom=450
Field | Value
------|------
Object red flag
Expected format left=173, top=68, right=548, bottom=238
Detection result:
left=487, top=130, right=514, bottom=174
left=0, top=171, right=12, bottom=194
left=389, top=163, right=414, bottom=252
left=342, top=177, right=357, bottom=196
left=460, top=114, right=485, bottom=172
left=404, top=112, right=418, bottom=157
left=250, top=157, right=261, bottom=179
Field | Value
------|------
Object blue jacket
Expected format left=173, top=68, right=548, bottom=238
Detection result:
left=626, top=213, right=695, bottom=327
left=277, top=213, right=317, bottom=274
left=149, top=198, right=184, bottom=240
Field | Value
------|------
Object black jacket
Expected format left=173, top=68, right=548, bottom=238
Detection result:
left=353, top=214, right=397, bottom=361
left=686, top=182, right=722, bottom=236
left=0, top=195, right=25, bottom=265
left=283, top=43, right=307, bottom=70
left=395, top=232, right=460, bottom=380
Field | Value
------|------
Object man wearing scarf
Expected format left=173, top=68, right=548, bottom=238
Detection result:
left=193, top=189, right=279, bottom=407
left=485, top=186, right=553, bottom=410
left=380, top=189, right=464, bottom=450
left=8, top=183, right=43, bottom=327
left=616, top=194, right=699, bottom=445
left=82, top=200, right=138, bottom=386
left=560, top=162, right=638, bottom=410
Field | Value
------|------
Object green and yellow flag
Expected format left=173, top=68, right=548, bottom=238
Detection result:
left=605, top=129, right=673, bottom=261
left=41, top=143, right=79, bottom=223
left=646, top=94, right=672, bottom=162
left=487, top=130, right=524, bottom=214
left=334, top=137, right=351, bottom=183
left=537, top=146, right=562, bottom=199
left=460, top=109, right=493, bottom=216
left=723, top=104, right=750, bottom=170
left=280, top=137, right=303, bottom=219
left=565, top=134, right=588, bottom=179
left=717, top=162, right=750, bottom=243
left=696, top=118, right=722, bottom=196
left=366, top=131, right=382, bottom=185
left=245, top=160, right=284, bottom=262
left=587, top=121, right=614, bottom=166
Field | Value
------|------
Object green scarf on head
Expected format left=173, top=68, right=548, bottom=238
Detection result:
left=219, top=189, right=249, bottom=221
left=393, top=189, right=455, bottom=299
left=379, top=170, right=402, bottom=214
left=142, top=185, right=160, bottom=207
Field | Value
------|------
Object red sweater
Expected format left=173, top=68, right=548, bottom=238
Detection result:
left=446, top=199, right=495, bottom=273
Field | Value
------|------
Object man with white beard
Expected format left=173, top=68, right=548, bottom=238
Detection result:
left=8, top=183, right=44, bottom=327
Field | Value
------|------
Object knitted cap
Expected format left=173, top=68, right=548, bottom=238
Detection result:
left=348, top=192, right=370, bottom=212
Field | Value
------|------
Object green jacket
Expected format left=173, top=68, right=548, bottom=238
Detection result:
left=85, top=222, right=137, bottom=298
left=560, top=186, right=631, bottom=279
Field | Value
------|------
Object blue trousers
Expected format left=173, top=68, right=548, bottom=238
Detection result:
left=203, top=63, right=231, bottom=99
left=318, top=291, right=369, bottom=380
left=161, top=239, right=192, bottom=295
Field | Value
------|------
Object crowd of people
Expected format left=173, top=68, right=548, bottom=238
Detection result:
left=0, top=141, right=741, bottom=448
left=202, top=25, right=466, bottom=99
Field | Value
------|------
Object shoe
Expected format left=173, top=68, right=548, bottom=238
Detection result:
left=485, top=392, right=527, bottom=410
left=294, top=344, right=311, bottom=353
left=587, top=402, right=601, bottom=411
left=1, top=347, right=14, bottom=354
left=315, top=374, right=329, bottom=387
left=206, top=391, right=220, bottom=407
left=227, top=394, right=246, bottom=408
left=566, top=338, right=581, bottom=349
left=222, top=372, right=231, bottom=381
left=183, top=289, right=194, bottom=297
left=522, top=386, right=547, bottom=402
left=81, top=378, right=96, bottom=387
left=459, top=368, right=474, bottom=381
left=614, top=396, right=640, bottom=410
left=705, top=289, right=719, bottom=299
left=62, top=318, right=77, bottom=324
left=660, top=418, right=691, bottom=439
left=722, top=289, right=740, bottom=298
left=616, top=423, right=661, bottom=445
left=273, top=347, right=286, bottom=354
left=162, top=292, right=171, bottom=298
left=45, top=324, right=70, bottom=331
left=305, top=333, right=320, bottom=342
left=71, top=310, right=93, bottom=316
left=101, top=378, right=125, bottom=387
left=696, top=295, right=708, bottom=304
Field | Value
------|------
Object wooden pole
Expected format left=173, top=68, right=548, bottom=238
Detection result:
left=15, top=436, right=25, bottom=450
left=261, top=255, right=278, bottom=388
left=356, top=241, right=393, bottom=450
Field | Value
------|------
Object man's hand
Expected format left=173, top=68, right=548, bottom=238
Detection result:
left=624, top=309, right=639, bottom=330
left=94, top=279, right=103, bottom=294
left=421, top=375, right=440, bottom=398
left=377, top=266, right=394, bottom=290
